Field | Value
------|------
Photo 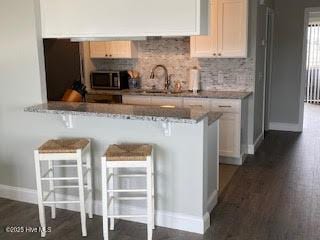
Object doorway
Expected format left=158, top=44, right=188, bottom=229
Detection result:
left=301, top=8, right=320, bottom=129
left=264, top=7, right=275, bottom=131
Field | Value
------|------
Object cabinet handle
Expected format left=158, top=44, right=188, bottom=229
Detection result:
left=218, top=105, right=232, bottom=108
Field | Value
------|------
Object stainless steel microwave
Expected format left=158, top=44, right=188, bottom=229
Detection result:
left=90, top=71, right=129, bottom=90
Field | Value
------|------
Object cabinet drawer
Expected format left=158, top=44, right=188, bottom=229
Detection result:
left=122, top=95, right=151, bottom=105
left=183, top=98, right=211, bottom=109
left=150, top=97, right=183, bottom=107
left=210, top=99, right=241, bottom=113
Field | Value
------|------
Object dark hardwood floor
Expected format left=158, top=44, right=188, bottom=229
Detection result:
left=1, top=103, right=320, bottom=240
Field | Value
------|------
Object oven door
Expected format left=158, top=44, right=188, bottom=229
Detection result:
left=90, top=72, right=112, bottom=90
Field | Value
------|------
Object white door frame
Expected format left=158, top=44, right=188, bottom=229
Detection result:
left=263, top=7, right=275, bottom=131
left=299, top=7, right=320, bottom=130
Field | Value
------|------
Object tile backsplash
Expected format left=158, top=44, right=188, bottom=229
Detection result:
left=90, top=37, right=255, bottom=91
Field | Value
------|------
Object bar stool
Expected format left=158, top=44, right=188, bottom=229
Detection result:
left=34, top=138, right=93, bottom=237
left=101, top=144, right=155, bottom=240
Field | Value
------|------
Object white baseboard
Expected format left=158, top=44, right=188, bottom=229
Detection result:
left=220, top=156, right=243, bottom=165
left=206, top=190, right=218, bottom=213
left=247, top=131, right=265, bottom=155
left=0, top=184, right=208, bottom=234
left=269, top=122, right=302, bottom=132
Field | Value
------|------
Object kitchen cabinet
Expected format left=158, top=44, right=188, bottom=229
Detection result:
left=183, top=98, right=211, bottom=109
left=218, top=112, right=241, bottom=157
left=40, top=0, right=209, bottom=38
left=150, top=97, right=183, bottom=108
left=122, top=96, right=151, bottom=105
left=89, top=41, right=138, bottom=59
left=190, top=0, right=248, bottom=58
left=122, top=95, right=248, bottom=165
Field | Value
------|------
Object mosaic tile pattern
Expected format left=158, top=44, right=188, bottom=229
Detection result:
left=91, top=37, right=255, bottom=92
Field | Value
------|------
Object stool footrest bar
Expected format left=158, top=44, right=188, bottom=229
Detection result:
left=54, top=185, right=88, bottom=189
left=41, top=177, right=79, bottom=181
left=107, top=189, right=147, bottom=193
left=116, top=197, right=147, bottom=201
left=43, top=200, right=80, bottom=204
left=116, top=174, right=147, bottom=178
left=53, top=164, right=87, bottom=168
left=107, top=215, right=148, bottom=219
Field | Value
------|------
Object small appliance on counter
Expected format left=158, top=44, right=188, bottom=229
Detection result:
left=90, top=71, right=129, bottom=90
left=189, top=67, right=201, bottom=93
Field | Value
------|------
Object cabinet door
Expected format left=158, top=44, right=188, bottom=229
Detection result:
left=108, top=41, right=128, bottom=58
left=217, top=0, right=248, bottom=57
left=40, top=0, right=208, bottom=38
left=219, top=113, right=241, bottom=157
left=122, top=96, right=151, bottom=105
left=107, top=41, right=134, bottom=58
left=89, top=42, right=107, bottom=58
left=183, top=98, right=211, bottom=109
left=190, top=0, right=218, bottom=57
left=90, top=41, right=137, bottom=59
left=150, top=97, right=183, bottom=107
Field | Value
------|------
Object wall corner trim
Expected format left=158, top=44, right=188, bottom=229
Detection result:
left=0, top=184, right=208, bottom=234
left=248, top=131, right=264, bottom=155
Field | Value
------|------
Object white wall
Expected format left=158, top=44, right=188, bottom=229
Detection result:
left=0, top=0, right=215, bottom=233
left=0, top=0, right=46, bottom=188
left=269, top=0, right=320, bottom=129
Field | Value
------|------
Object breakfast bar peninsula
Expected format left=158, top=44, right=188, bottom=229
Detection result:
left=25, top=101, right=221, bottom=234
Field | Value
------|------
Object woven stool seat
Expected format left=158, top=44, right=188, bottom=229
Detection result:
left=38, top=139, right=89, bottom=154
left=105, top=144, right=153, bottom=161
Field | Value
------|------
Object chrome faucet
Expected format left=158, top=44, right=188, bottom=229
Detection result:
left=150, top=65, right=171, bottom=92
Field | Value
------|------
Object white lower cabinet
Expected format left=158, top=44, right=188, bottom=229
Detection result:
left=150, top=96, right=183, bottom=107
left=183, top=98, right=211, bottom=108
left=122, top=95, right=248, bottom=165
left=218, top=112, right=241, bottom=158
left=122, top=96, right=151, bottom=105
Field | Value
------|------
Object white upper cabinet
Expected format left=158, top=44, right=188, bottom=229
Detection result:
left=191, top=0, right=248, bottom=58
left=40, top=0, right=209, bottom=38
left=89, top=41, right=138, bottom=59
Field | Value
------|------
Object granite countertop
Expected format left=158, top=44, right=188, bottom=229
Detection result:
left=88, top=89, right=252, bottom=99
left=25, top=102, right=222, bottom=124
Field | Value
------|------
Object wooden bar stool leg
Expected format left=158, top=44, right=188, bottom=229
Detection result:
left=109, top=167, right=115, bottom=231
left=146, top=156, right=153, bottom=240
left=101, top=157, right=109, bottom=240
left=77, top=150, right=87, bottom=237
left=48, top=160, right=56, bottom=219
left=86, top=142, right=93, bottom=219
left=34, top=150, right=46, bottom=238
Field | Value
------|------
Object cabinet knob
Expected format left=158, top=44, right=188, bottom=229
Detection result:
left=218, top=53, right=222, bottom=56
left=109, top=55, right=112, bottom=57
left=213, top=53, right=217, bottom=56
